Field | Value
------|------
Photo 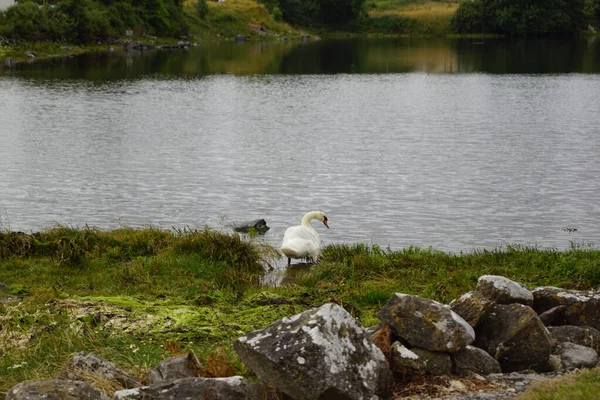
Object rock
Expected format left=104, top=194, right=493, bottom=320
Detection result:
left=553, top=342, right=599, bottom=370
left=379, top=293, right=475, bottom=353
left=411, top=348, right=452, bottom=375
left=4, top=58, right=16, bottom=67
left=300, top=34, right=310, bottom=41
left=450, top=291, right=495, bottom=328
left=233, top=218, right=270, bottom=234
left=146, top=352, right=202, bottom=385
left=532, top=287, right=600, bottom=331
left=113, top=376, right=268, bottom=400
left=474, top=304, right=552, bottom=372
left=25, top=51, right=36, bottom=58
left=538, top=305, right=567, bottom=326
left=132, top=43, right=156, bottom=50
left=0, top=281, right=10, bottom=291
left=60, top=46, right=72, bottom=51
left=60, top=352, right=141, bottom=390
left=453, top=345, right=502, bottom=376
left=235, top=35, right=247, bottom=42
left=476, top=275, right=533, bottom=306
left=548, top=325, right=600, bottom=352
left=233, top=303, right=392, bottom=400
left=7, top=380, right=110, bottom=400
left=371, top=324, right=392, bottom=362
left=391, top=342, right=427, bottom=374
left=391, top=342, right=452, bottom=375
left=547, top=354, right=563, bottom=372
left=366, top=323, right=382, bottom=337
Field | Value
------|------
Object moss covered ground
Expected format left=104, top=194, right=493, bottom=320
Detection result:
left=1, top=227, right=600, bottom=397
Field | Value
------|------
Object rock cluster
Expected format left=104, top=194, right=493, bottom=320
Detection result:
left=7, top=275, right=600, bottom=399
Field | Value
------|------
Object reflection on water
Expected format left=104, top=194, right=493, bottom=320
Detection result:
left=263, top=262, right=313, bottom=287
left=1, top=38, right=600, bottom=257
left=2, top=37, right=600, bottom=78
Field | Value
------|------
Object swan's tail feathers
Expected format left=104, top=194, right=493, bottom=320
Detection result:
left=280, top=245, right=301, bottom=259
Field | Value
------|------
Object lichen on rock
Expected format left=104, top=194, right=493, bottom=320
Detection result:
left=233, top=303, right=392, bottom=400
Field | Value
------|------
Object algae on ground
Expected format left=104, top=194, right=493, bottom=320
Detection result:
left=2, top=227, right=600, bottom=397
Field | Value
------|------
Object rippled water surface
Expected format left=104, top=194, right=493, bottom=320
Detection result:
left=1, top=38, right=600, bottom=252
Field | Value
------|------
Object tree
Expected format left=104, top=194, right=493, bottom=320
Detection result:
left=451, top=0, right=588, bottom=35
left=279, top=0, right=364, bottom=26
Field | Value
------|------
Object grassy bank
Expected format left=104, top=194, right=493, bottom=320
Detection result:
left=0, top=0, right=463, bottom=65
left=1, top=226, right=600, bottom=397
left=0, top=0, right=303, bottom=64
left=363, top=0, right=459, bottom=34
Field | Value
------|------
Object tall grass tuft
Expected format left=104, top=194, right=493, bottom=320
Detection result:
left=306, top=243, right=600, bottom=303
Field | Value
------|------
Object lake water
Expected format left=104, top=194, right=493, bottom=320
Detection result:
left=1, top=37, right=600, bottom=255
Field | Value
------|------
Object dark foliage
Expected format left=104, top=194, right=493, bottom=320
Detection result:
left=0, top=0, right=187, bottom=43
left=256, top=0, right=282, bottom=20
left=195, top=0, right=208, bottom=19
left=349, top=14, right=415, bottom=33
left=278, top=0, right=365, bottom=26
left=450, top=0, right=485, bottom=34
left=451, top=0, right=592, bottom=35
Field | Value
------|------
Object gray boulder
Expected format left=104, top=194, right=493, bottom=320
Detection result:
left=449, top=291, right=495, bottom=328
left=476, top=275, right=533, bottom=306
left=113, top=376, right=268, bottom=400
left=553, top=342, right=599, bottom=371
left=391, top=342, right=427, bottom=374
left=233, top=303, right=392, bottom=400
left=233, top=219, right=270, bottom=234
left=7, top=380, right=110, bottom=400
left=533, top=287, right=600, bottom=331
left=390, top=342, right=452, bottom=375
left=474, top=304, right=552, bottom=372
left=410, top=348, right=452, bottom=375
left=548, top=325, right=600, bottom=353
left=379, top=293, right=475, bottom=353
left=452, top=345, right=502, bottom=376
left=60, top=352, right=140, bottom=390
left=146, top=352, right=202, bottom=385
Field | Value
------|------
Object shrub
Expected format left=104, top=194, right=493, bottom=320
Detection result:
left=279, top=0, right=319, bottom=25
left=451, top=0, right=484, bottom=33
left=279, top=0, right=365, bottom=26
left=195, top=0, right=208, bottom=19
left=320, top=0, right=366, bottom=24
left=451, top=0, right=589, bottom=35
left=349, top=14, right=415, bottom=33
left=256, top=0, right=282, bottom=20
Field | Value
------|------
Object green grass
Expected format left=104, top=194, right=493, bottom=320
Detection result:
left=359, top=0, right=460, bottom=34
left=518, top=368, right=600, bottom=400
left=1, top=228, right=600, bottom=397
left=185, top=0, right=303, bottom=39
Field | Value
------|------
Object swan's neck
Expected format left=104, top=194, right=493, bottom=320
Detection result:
left=301, top=212, right=321, bottom=227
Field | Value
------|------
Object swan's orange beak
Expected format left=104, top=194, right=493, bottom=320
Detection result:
left=323, top=220, right=329, bottom=229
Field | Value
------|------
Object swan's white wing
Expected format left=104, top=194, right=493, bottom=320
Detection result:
left=280, top=225, right=321, bottom=259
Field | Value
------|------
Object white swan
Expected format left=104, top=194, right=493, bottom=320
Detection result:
left=280, top=211, right=329, bottom=266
